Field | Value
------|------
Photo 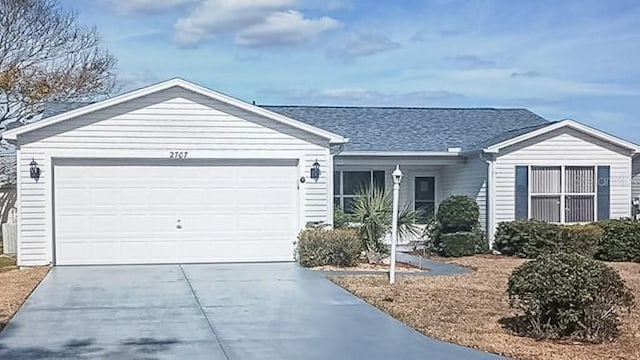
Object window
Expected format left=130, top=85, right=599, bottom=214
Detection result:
left=334, top=170, right=385, bottom=213
left=414, top=177, right=435, bottom=223
left=530, top=166, right=595, bottom=223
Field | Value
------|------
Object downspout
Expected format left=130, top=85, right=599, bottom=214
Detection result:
left=479, top=150, right=496, bottom=249
left=328, top=143, right=345, bottom=226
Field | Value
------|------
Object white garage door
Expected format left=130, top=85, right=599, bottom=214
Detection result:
left=53, top=159, right=299, bottom=265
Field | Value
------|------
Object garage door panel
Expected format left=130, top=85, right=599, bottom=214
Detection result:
left=54, top=161, right=298, bottom=265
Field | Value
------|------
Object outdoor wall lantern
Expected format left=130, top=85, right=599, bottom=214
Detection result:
left=310, top=159, right=321, bottom=181
left=30, top=158, right=41, bottom=180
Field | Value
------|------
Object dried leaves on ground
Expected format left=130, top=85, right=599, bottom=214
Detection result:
left=0, top=266, right=49, bottom=331
left=332, top=255, right=640, bottom=360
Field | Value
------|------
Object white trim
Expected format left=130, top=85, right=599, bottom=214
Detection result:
left=486, top=156, right=496, bottom=245
left=410, top=171, right=439, bottom=224
left=45, top=153, right=53, bottom=264
left=297, top=156, right=305, bottom=233
left=334, top=169, right=385, bottom=211
left=484, top=119, right=640, bottom=154
left=3, top=78, right=349, bottom=144
left=629, top=156, right=633, bottom=217
left=340, top=151, right=461, bottom=157
left=327, top=154, right=334, bottom=225
left=528, top=165, right=598, bottom=223
left=15, top=148, right=22, bottom=266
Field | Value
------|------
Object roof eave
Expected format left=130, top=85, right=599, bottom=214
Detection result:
left=338, top=151, right=461, bottom=157
left=484, top=119, right=640, bottom=154
left=2, top=78, right=348, bottom=144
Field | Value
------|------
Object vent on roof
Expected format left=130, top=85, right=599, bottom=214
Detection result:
left=447, top=147, right=462, bottom=153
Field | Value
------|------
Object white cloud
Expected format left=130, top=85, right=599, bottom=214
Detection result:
left=101, top=0, right=195, bottom=15
left=236, top=10, right=340, bottom=47
left=328, top=32, right=401, bottom=61
left=173, top=0, right=339, bottom=47
left=398, top=67, right=637, bottom=100
left=444, top=54, right=495, bottom=68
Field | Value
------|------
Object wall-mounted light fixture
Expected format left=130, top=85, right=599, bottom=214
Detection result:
left=30, top=158, right=41, bottom=180
left=310, top=159, right=321, bottom=181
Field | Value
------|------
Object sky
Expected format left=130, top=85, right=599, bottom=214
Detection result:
left=60, top=0, right=640, bottom=142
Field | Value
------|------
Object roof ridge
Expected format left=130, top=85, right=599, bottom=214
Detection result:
left=261, top=105, right=532, bottom=111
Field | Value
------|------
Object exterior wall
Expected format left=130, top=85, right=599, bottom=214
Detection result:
left=16, top=86, right=331, bottom=266
left=333, top=164, right=445, bottom=213
left=493, top=128, right=633, bottom=234
left=440, top=156, right=488, bottom=230
left=632, top=156, right=640, bottom=202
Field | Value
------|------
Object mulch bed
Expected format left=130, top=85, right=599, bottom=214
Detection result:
left=0, top=256, right=49, bottom=332
left=332, top=256, right=640, bottom=360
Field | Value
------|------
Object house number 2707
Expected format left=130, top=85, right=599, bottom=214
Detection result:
left=169, top=151, right=189, bottom=159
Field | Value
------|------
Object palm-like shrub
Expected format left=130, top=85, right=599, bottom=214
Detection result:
left=351, top=187, right=422, bottom=261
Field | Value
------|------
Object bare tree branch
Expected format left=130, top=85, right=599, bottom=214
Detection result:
left=0, top=0, right=117, bottom=127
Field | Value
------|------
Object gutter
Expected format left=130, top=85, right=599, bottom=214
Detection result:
left=338, top=151, right=462, bottom=157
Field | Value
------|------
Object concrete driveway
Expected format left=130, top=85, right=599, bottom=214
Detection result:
left=0, top=263, right=503, bottom=360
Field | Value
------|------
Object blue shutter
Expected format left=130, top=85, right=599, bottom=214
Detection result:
left=597, top=166, right=610, bottom=220
left=515, top=166, right=529, bottom=220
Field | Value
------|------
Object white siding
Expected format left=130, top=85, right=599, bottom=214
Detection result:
left=440, top=156, right=488, bottom=230
left=493, top=128, right=632, bottom=234
left=16, top=87, right=331, bottom=266
left=632, top=157, right=640, bottom=201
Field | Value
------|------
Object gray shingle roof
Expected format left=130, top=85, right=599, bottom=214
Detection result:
left=263, top=106, right=549, bottom=152
left=472, top=121, right=557, bottom=149
left=39, top=102, right=549, bottom=152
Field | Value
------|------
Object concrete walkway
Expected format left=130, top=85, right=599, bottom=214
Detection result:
left=316, top=252, right=470, bottom=277
left=0, top=263, right=502, bottom=360
left=396, top=252, right=470, bottom=275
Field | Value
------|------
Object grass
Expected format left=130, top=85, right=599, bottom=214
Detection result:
left=0, top=256, right=49, bottom=332
left=0, top=256, right=16, bottom=272
left=332, top=255, right=640, bottom=360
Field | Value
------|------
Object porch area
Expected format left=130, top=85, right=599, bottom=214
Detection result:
left=333, top=154, right=488, bottom=244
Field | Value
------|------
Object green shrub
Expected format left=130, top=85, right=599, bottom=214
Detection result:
left=595, top=219, right=640, bottom=262
left=493, top=221, right=601, bottom=258
left=440, top=231, right=480, bottom=257
left=332, top=206, right=353, bottom=229
left=493, top=220, right=558, bottom=258
left=557, top=224, right=602, bottom=258
left=507, top=252, right=634, bottom=342
left=296, top=228, right=361, bottom=267
left=436, top=195, right=480, bottom=232
left=425, top=195, right=486, bottom=257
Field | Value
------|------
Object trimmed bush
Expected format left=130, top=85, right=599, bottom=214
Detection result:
left=440, top=231, right=480, bottom=257
left=296, top=228, right=361, bottom=267
left=508, top=252, right=634, bottom=342
left=493, top=220, right=601, bottom=258
left=596, top=219, right=640, bottom=262
left=425, top=195, right=487, bottom=257
left=493, top=220, right=558, bottom=258
left=436, top=195, right=480, bottom=232
left=557, top=224, right=602, bottom=258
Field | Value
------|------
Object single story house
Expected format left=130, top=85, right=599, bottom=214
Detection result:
left=3, top=78, right=640, bottom=266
